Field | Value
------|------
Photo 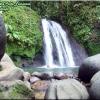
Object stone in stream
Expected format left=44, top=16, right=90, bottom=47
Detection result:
left=30, top=76, right=40, bottom=84
left=53, top=72, right=68, bottom=80
left=31, top=71, right=41, bottom=77
left=0, top=16, right=6, bottom=61
left=39, top=73, right=52, bottom=80
left=45, top=79, right=89, bottom=99
left=32, top=72, right=52, bottom=80
left=78, top=54, right=100, bottom=83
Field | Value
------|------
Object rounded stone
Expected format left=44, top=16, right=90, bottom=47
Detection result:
left=53, top=72, right=68, bottom=80
left=39, top=73, right=51, bottom=80
left=78, top=54, right=100, bottom=83
left=30, top=76, right=40, bottom=84
left=89, top=79, right=100, bottom=99
left=31, top=72, right=41, bottom=77
left=23, top=72, right=30, bottom=81
left=45, top=79, right=89, bottom=99
left=0, top=16, right=6, bottom=61
left=31, top=80, right=49, bottom=91
left=91, top=71, right=100, bottom=84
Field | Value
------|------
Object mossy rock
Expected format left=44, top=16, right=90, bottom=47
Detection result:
left=9, top=83, right=34, bottom=99
left=0, top=80, right=34, bottom=99
left=3, top=5, right=42, bottom=58
left=0, top=65, right=2, bottom=71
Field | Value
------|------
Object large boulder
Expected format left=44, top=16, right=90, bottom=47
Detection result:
left=0, top=53, right=24, bottom=81
left=45, top=79, right=89, bottom=99
left=89, top=79, right=100, bottom=99
left=0, top=16, right=6, bottom=61
left=0, top=80, right=34, bottom=99
left=78, top=54, right=100, bottom=83
left=0, top=67, right=24, bottom=81
left=91, top=71, right=100, bottom=84
left=89, top=71, right=100, bottom=99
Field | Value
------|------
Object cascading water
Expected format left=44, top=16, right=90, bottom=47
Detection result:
left=42, top=19, right=75, bottom=68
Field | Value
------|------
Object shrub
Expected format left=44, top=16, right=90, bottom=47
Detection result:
left=3, top=6, right=42, bottom=58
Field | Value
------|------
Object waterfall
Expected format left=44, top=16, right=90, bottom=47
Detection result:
left=42, top=19, right=75, bottom=68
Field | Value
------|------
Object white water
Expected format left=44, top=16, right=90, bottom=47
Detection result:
left=42, top=19, right=75, bottom=68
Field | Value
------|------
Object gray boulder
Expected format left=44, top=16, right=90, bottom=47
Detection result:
left=89, top=79, right=100, bottom=99
left=0, top=53, right=24, bottom=81
left=78, top=54, right=100, bottom=83
left=45, top=79, right=89, bottom=99
left=0, top=16, right=6, bottom=61
left=91, top=71, right=100, bottom=84
left=89, top=71, right=100, bottom=99
left=0, top=67, right=24, bottom=81
left=32, top=72, right=52, bottom=80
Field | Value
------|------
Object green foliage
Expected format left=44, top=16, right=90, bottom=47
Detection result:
left=65, top=1, right=100, bottom=55
left=0, top=81, right=34, bottom=99
left=31, top=1, right=100, bottom=55
left=88, top=42, right=100, bottom=55
left=3, top=6, right=42, bottom=58
left=26, top=1, right=60, bottom=18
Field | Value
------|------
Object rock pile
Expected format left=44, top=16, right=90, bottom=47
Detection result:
left=0, top=53, right=34, bottom=99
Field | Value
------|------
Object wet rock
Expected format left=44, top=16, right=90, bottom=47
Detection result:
left=45, top=79, right=89, bottom=99
left=78, top=54, right=100, bottom=83
left=39, top=73, right=51, bottom=80
left=89, top=79, right=100, bottom=99
left=30, top=76, right=40, bottom=84
left=45, top=72, right=54, bottom=78
left=53, top=72, right=68, bottom=80
left=0, top=16, right=6, bottom=61
left=31, top=72, right=41, bottom=77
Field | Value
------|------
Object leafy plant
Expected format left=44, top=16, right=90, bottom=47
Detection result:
left=3, top=6, right=42, bottom=58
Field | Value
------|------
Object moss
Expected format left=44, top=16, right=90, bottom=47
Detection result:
left=9, top=83, right=34, bottom=99
left=0, top=65, right=2, bottom=71
left=0, top=92, right=4, bottom=99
